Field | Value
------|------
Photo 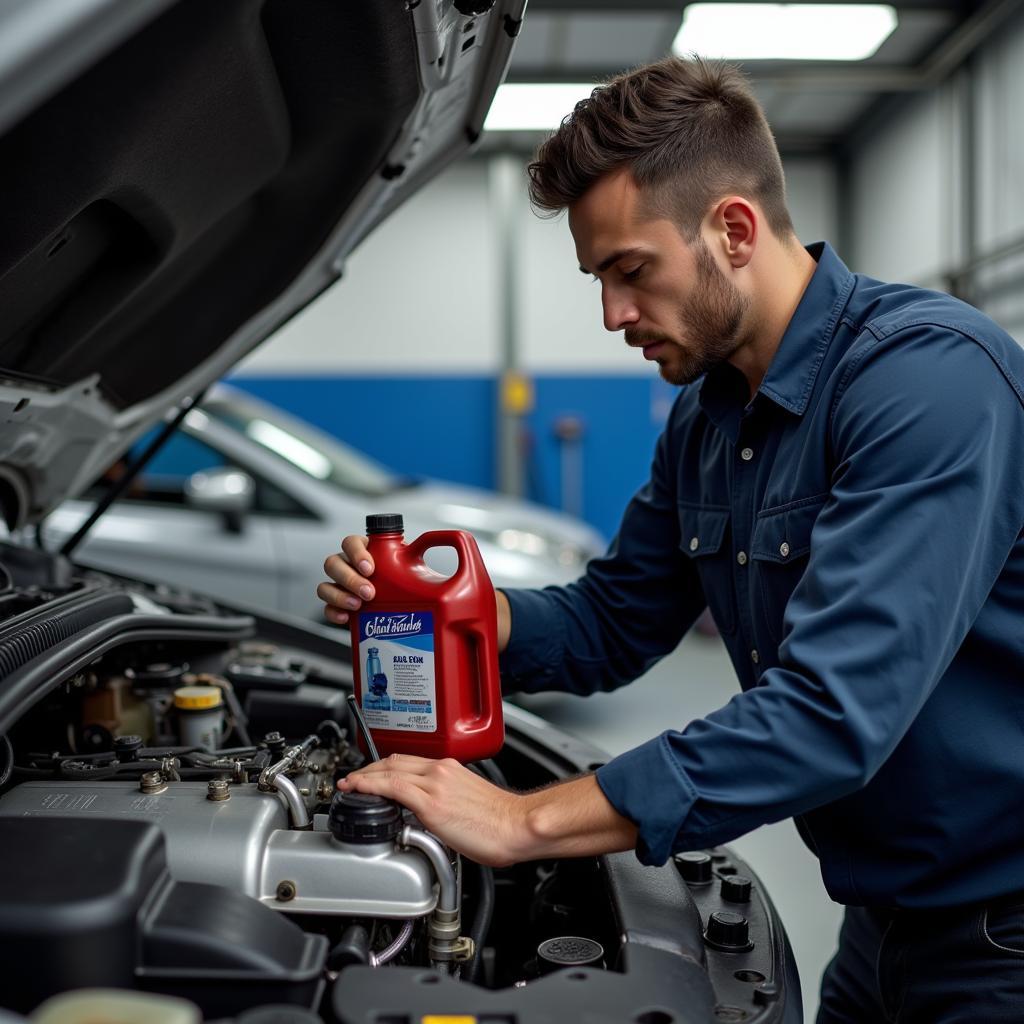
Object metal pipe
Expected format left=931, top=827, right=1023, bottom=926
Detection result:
left=261, top=733, right=319, bottom=785
left=270, top=773, right=311, bottom=830
left=400, top=825, right=466, bottom=970
left=369, top=920, right=415, bottom=967
left=400, top=826, right=457, bottom=912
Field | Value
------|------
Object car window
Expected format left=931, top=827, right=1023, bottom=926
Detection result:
left=86, top=429, right=315, bottom=519
left=202, top=394, right=408, bottom=497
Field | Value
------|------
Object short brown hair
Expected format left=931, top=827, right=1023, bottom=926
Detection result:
left=527, top=56, right=794, bottom=240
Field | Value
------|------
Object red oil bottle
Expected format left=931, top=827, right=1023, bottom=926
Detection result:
left=349, top=513, right=504, bottom=763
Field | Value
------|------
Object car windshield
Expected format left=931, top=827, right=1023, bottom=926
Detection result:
left=201, top=393, right=407, bottom=498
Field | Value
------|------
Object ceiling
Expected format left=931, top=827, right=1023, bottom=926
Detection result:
left=486, top=0, right=1020, bottom=154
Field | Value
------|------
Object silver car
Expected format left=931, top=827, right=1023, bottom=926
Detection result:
left=43, top=385, right=607, bottom=620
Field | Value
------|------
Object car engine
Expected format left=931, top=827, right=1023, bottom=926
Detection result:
left=0, top=543, right=799, bottom=1023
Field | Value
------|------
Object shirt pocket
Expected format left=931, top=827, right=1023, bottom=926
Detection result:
left=750, top=495, right=826, bottom=645
left=678, top=503, right=736, bottom=635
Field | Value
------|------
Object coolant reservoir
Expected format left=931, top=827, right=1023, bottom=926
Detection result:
left=173, top=685, right=224, bottom=749
left=31, top=989, right=200, bottom=1024
left=349, top=514, right=503, bottom=762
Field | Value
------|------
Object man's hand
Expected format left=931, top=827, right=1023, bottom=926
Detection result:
left=337, top=754, right=638, bottom=867
left=318, top=535, right=513, bottom=650
left=318, top=535, right=376, bottom=627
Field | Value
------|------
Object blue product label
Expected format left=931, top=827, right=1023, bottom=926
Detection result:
left=357, top=611, right=436, bottom=733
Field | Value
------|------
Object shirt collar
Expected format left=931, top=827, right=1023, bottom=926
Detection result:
left=700, top=241, right=856, bottom=433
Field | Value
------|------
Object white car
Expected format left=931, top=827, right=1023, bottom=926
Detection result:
left=44, top=385, right=607, bottom=620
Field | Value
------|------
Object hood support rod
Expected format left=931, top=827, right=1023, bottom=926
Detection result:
left=59, top=390, right=207, bottom=558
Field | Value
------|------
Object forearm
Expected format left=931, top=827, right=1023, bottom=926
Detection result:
left=516, top=773, right=638, bottom=860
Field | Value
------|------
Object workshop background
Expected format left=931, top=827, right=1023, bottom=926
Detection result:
left=232, top=2, right=1024, bottom=1018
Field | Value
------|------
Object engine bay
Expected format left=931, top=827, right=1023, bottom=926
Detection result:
left=0, top=543, right=798, bottom=1023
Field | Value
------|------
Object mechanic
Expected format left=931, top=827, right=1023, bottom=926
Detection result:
left=319, top=56, right=1024, bottom=1022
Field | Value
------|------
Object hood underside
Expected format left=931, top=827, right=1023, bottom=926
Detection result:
left=0, top=0, right=524, bottom=529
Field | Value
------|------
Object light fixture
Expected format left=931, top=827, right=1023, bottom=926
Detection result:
left=672, top=3, right=898, bottom=61
left=484, top=83, right=597, bottom=132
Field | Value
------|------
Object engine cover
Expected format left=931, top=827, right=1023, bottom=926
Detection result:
left=0, top=780, right=436, bottom=917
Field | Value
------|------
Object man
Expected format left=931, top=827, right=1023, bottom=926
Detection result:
left=319, top=57, right=1024, bottom=1021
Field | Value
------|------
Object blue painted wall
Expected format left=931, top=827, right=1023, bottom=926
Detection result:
left=228, top=374, right=682, bottom=540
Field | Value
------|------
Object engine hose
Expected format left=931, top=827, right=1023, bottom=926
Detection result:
left=370, top=920, right=415, bottom=967
left=464, top=861, right=495, bottom=984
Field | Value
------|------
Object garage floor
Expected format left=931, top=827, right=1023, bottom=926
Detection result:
left=512, top=629, right=844, bottom=1023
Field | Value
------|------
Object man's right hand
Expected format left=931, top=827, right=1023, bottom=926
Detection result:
left=318, top=535, right=513, bottom=651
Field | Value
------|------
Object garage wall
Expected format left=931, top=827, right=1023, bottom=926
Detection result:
left=846, top=12, right=1024, bottom=339
left=233, top=153, right=837, bottom=538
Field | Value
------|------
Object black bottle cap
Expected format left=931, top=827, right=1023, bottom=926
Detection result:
left=328, top=791, right=402, bottom=844
left=705, top=910, right=752, bottom=951
left=366, top=514, right=404, bottom=534
left=113, top=735, right=143, bottom=761
left=537, top=936, right=604, bottom=974
left=721, top=874, right=753, bottom=903
left=675, top=850, right=713, bottom=884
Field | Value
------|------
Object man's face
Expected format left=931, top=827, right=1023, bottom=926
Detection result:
left=569, top=169, right=750, bottom=385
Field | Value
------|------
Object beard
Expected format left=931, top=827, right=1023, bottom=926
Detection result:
left=626, top=240, right=750, bottom=386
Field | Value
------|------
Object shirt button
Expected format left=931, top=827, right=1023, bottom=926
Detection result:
left=751, top=649, right=760, bottom=664
left=779, top=542, right=790, bottom=557
left=689, top=537, right=699, bottom=552
left=740, top=447, right=754, bottom=461
left=737, top=551, right=748, bottom=566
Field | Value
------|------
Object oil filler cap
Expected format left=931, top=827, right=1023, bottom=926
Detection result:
left=328, top=791, right=402, bottom=844
left=366, top=514, right=404, bottom=534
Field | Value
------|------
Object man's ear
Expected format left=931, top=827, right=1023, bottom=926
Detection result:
left=708, top=197, right=756, bottom=269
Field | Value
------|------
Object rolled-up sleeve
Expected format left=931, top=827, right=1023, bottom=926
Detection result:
left=597, top=325, right=1024, bottom=865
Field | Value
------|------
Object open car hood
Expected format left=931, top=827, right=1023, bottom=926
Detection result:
left=0, top=0, right=524, bottom=530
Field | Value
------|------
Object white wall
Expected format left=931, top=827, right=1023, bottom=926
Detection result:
left=238, top=161, right=502, bottom=375
left=240, top=153, right=838, bottom=376
left=976, top=14, right=1024, bottom=251
left=847, top=10, right=1024, bottom=314
left=847, top=87, right=958, bottom=287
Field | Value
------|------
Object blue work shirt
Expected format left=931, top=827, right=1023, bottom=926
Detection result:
left=500, top=242, right=1024, bottom=909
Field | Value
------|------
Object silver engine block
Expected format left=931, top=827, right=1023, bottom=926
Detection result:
left=0, top=780, right=437, bottom=919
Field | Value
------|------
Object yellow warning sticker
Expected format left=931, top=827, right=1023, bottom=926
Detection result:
left=421, top=1018, right=477, bottom=1024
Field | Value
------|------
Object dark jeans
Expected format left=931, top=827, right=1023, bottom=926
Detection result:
left=817, top=897, right=1024, bottom=1023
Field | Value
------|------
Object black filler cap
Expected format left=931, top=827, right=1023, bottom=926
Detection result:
left=366, top=514, right=404, bottom=535
left=328, top=791, right=402, bottom=845
left=537, top=936, right=605, bottom=974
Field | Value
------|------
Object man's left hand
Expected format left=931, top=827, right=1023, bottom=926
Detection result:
left=337, top=754, right=638, bottom=867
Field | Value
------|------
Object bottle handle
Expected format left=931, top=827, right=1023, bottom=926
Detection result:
left=464, top=611, right=502, bottom=739
left=406, top=531, right=502, bottom=737
left=406, top=530, right=484, bottom=587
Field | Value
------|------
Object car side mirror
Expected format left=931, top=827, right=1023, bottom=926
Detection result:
left=184, top=467, right=255, bottom=534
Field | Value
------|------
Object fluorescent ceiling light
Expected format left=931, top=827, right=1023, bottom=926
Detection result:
left=673, top=3, right=898, bottom=61
left=484, top=83, right=597, bottom=132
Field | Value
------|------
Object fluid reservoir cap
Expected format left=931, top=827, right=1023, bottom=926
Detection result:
left=675, top=850, right=713, bottom=884
left=537, top=935, right=604, bottom=974
left=722, top=874, right=753, bottom=903
left=173, top=685, right=222, bottom=711
left=705, top=910, right=753, bottom=951
left=328, top=791, right=402, bottom=844
left=366, top=513, right=404, bottom=534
